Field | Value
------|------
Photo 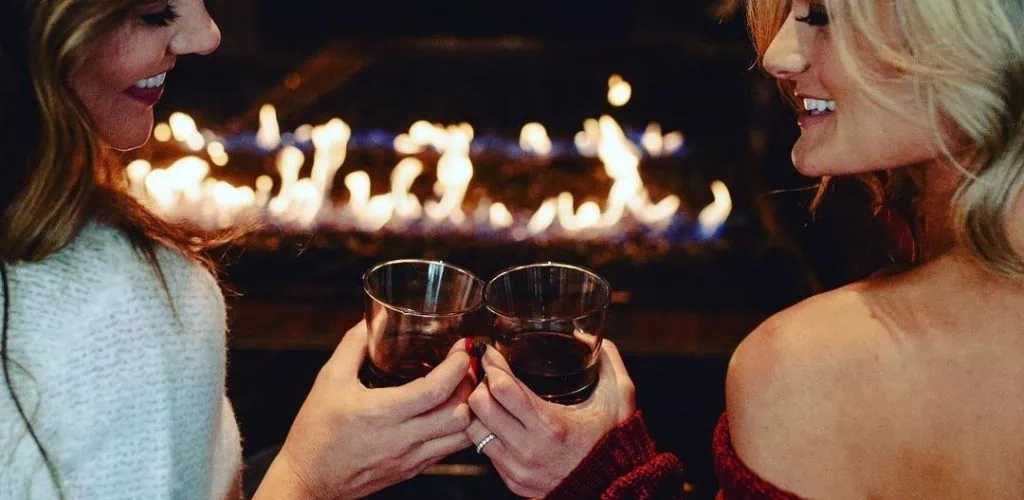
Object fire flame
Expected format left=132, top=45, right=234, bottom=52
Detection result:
left=131, top=78, right=732, bottom=241
left=607, top=74, right=632, bottom=107
left=520, top=123, right=553, bottom=156
left=169, top=112, right=206, bottom=152
left=256, top=104, right=282, bottom=150
left=153, top=123, right=172, bottom=142
left=697, top=180, right=733, bottom=238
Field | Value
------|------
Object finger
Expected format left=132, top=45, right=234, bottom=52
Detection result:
left=465, top=419, right=511, bottom=463
left=400, top=378, right=474, bottom=442
left=376, top=343, right=472, bottom=419
left=325, top=321, right=369, bottom=376
left=594, top=339, right=636, bottom=417
left=492, top=464, right=546, bottom=500
left=479, top=346, right=545, bottom=429
left=467, top=384, right=529, bottom=452
left=406, top=432, right=472, bottom=473
left=467, top=420, right=544, bottom=499
left=600, top=339, right=632, bottom=386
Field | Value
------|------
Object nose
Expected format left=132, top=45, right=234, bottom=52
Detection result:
left=762, top=16, right=809, bottom=80
left=169, top=6, right=221, bottom=56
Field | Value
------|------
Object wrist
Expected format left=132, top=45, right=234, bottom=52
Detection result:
left=252, top=455, right=323, bottom=500
left=548, top=411, right=655, bottom=500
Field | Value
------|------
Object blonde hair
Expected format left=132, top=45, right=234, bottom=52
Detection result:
left=748, top=0, right=1024, bottom=279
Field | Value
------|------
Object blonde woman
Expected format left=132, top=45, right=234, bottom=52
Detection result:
left=466, top=0, right=1024, bottom=498
left=0, top=1, right=474, bottom=498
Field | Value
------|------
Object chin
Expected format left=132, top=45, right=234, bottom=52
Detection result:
left=791, top=150, right=831, bottom=178
left=101, top=115, right=154, bottom=151
left=108, top=131, right=153, bottom=151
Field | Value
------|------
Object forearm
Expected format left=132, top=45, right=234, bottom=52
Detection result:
left=251, top=456, right=323, bottom=500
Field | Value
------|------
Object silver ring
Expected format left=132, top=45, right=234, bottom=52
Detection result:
left=475, top=433, right=497, bottom=454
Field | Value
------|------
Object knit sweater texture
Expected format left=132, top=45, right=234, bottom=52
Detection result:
left=0, top=222, right=241, bottom=499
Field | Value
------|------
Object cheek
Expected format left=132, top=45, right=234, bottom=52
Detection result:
left=101, top=106, right=155, bottom=150
left=68, top=28, right=160, bottom=150
left=793, top=108, right=941, bottom=177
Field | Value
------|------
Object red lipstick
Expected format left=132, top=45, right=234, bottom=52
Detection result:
left=124, top=84, right=164, bottom=106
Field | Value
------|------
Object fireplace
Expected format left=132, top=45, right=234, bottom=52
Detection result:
left=134, top=1, right=823, bottom=497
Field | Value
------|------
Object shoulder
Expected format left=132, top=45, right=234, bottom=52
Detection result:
left=15, top=220, right=200, bottom=292
left=66, top=220, right=221, bottom=307
left=8, top=220, right=225, bottom=349
left=725, top=282, right=889, bottom=496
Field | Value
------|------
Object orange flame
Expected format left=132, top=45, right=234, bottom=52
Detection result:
left=131, top=85, right=728, bottom=240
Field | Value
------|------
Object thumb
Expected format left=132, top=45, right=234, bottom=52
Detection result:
left=325, top=320, right=370, bottom=378
left=376, top=339, right=472, bottom=419
left=594, top=339, right=635, bottom=418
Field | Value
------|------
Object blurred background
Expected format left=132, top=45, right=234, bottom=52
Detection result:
left=129, top=0, right=899, bottom=497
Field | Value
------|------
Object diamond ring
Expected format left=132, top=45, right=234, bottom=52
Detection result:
left=475, top=433, right=497, bottom=454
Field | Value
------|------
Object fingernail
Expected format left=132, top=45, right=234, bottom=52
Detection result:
left=463, top=337, right=475, bottom=354
left=471, top=344, right=487, bottom=383
left=470, top=356, right=482, bottom=383
left=470, top=344, right=487, bottom=382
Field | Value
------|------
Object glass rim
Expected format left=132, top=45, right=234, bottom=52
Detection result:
left=362, top=259, right=486, bottom=318
left=484, top=262, right=612, bottom=322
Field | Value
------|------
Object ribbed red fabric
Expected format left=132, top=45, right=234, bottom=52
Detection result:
left=546, top=412, right=806, bottom=499
left=712, top=413, right=804, bottom=500
left=546, top=412, right=685, bottom=499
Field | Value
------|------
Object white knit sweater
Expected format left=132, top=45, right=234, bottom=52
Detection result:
left=0, top=222, right=241, bottom=499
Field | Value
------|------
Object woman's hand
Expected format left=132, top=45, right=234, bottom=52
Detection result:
left=465, top=340, right=636, bottom=498
left=254, top=321, right=475, bottom=500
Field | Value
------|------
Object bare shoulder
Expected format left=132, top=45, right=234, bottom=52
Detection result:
left=725, top=282, right=886, bottom=497
left=726, top=257, right=1024, bottom=497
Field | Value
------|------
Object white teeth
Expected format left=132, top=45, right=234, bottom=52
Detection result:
left=133, top=72, right=167, bottom=89
left=803, top=97, right=836, bottom=114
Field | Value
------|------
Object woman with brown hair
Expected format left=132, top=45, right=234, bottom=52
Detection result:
left=467, top=0, right=1024, bottom=498
left=0, top=1, right=474, bottom=498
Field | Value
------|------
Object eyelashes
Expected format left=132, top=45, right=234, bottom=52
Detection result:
left=140, top=4, right=180, bottom=27
left=795, top=4, right=830, bottom=27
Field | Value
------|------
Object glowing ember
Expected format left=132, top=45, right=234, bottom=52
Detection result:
left=153, top=123, right=172, bottom=142
left=557, top=192, right=602, bottom=232
left=126, top=159, right=152, bottom=199
left=344, top=171, right=370, bottom=212
left=393, top=133, right=423, bottom=155
left=519, top=123, right=553, bottom=156
left=607, top=74, right=632, bottom=107
left=390, top=158, right=424, bottom=220
left=207, top=141, right=229, bottom=167
left=489, top=203, right=514, bottom=229
left=424, top=124, right=474, bottom=225
left=309, top=119, right=351, bottom=199
left=663, top=131, right=685, bottom=156
left=169, top=112, right=205, bottom=152
left=256, top=104, right=282, bottom=150
left=697, top=180, right=733, bottom=238
left=642, top=123, right=664, bottom=157
left=294, top=124, right=314, bottom=143
left=527, top=198, right=558, bottom=235
left=255, top=175, right=274, bottom=208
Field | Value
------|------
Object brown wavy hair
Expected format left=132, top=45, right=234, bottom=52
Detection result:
left=1, top=0, right=211, bottom=264
left=1, top=1, right=224, bottom=495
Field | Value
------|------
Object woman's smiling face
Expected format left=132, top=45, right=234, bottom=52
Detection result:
left=762, top=0, right=944, bottom=177
left=69, top=0, right=220, bottom=151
